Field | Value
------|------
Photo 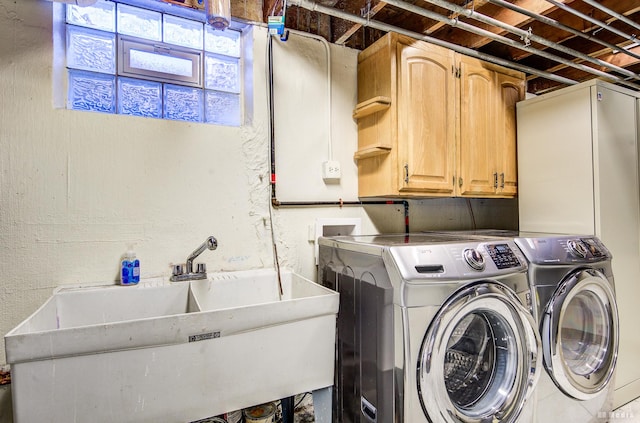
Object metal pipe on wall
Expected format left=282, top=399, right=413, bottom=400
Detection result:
left=288, top=0, right=578, bottom=87
left=265, top=34, right=411, bottom=232
left=384, top=0, right=640, bottom=90
left=486, top=0, right=640, bottom=62
left=420, top=0, right=640, bottom=82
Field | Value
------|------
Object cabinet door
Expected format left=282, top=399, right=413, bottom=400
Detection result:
left=458, top=57, right=497, bottom=196
left=397, top=41, right=456, bottom=195
left=495, top=72, right=524, bottom=197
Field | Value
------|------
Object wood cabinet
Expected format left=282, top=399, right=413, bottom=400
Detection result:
left=354, top=33, right=525, bottom=198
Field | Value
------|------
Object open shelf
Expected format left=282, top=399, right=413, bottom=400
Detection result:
left=352, top=96, right=391, bottom=120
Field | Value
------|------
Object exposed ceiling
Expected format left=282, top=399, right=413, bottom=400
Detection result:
left=239, top=0, right=640, bottom=94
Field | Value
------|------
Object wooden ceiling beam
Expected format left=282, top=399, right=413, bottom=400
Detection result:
left=525, top=44, right=640, bottom=84
left=605, top=45, right=640, bottom=69
left=229, top=0, right=263, bottom=23
left=263, top=0, right=280, bottom=21
left=423, top=0, right=489, bottom=35
left=506, top=0, right=640, bottom=61
left=425, top=0, right=566, bottom=49
left=333, top=0, right=386, bottom=45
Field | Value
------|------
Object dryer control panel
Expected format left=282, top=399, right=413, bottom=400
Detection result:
left=514, top=236, right=611, bottom=264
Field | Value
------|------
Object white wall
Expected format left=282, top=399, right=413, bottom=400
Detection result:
left=0, top=0, right=517, bottom=365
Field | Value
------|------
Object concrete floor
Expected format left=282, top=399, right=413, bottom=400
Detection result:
left=0, top=385, right=638, bottom=422
left=612, top=398, right=640, bottom=422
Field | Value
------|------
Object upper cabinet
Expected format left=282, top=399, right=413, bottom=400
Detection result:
left=354, top=33, right=525, bottom=198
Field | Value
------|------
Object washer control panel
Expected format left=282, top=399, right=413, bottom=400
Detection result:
left=387, top=240, right=527, bottom=281
left=486, top=243, right=522, bottom=269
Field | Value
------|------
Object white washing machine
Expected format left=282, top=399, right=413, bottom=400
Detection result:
left=318, top=234, right=541, bottom=423
left=512, top=233, right=619, bottom=423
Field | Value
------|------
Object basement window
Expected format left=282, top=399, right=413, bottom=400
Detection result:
left=57, top=0, right=249, bottom=126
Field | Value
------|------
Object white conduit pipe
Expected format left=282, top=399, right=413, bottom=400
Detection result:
left=421, top=0, right=640, bottom=82
left=384, top=0, right=640, bottom=90
left=580, top=0, right=640, bottom=34
left=544, top=0, right=639, bottom=45
left=486, top=0, right=640, bottom=62
left=288, top=0, right=579, bottom=87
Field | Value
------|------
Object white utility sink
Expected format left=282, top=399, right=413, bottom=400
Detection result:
left=5, top=269, right=338, bottom=423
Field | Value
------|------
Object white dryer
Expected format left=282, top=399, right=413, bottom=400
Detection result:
left=512, top=233, right=619, bottom=423
left=318, top=234, right=541, bottom=423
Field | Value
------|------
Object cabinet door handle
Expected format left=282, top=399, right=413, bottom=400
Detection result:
left=500, top=173, right=505, bottom=188
left=493, top=172, right=498, bottom=189
left=404, top=164, right=409, bottom=184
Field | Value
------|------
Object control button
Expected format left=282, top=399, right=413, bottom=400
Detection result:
left=567, top=239, right=588, bottom=258
left=463, top=248, right=485, bottom=271
left=581, top=238, right=605, bottom=258
left=486, top=243, right=521, bottom=269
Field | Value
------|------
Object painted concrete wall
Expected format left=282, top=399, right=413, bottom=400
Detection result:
left=0, top=0, right=517, bottom=366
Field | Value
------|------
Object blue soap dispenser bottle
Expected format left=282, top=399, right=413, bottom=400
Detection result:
left=120, top=250, right=140, bottom=285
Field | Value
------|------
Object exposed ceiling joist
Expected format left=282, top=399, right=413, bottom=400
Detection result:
left=234, top=0, right=640, bottom=94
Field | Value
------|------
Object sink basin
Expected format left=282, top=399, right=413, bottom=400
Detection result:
left=5, top=269, right=338, bottom=423
left=189, top=268, right=339, bottom=334
left=6, top=282, right=199, bottom=363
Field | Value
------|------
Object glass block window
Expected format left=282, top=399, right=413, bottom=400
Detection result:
left=66, top=1, right=115, bottom=32
left=117, top=4, right=161, bottom=41
left=205, top=26, right=241, bottom=57
left=66, top=25, right=116, bottom=74
left=163, top=15, right=204, bottom=50
left=164, top=84, right=203, bottom=122
left=62, top=0, right=246, bottom=126
left=68, top=69, right=116, bottom=113
left=204, top=53, right=240, bottom=92
left=117, top=77, right=162, bottom=118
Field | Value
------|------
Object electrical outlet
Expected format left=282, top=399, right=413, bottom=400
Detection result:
left=322, top=160, right=341, bottom=182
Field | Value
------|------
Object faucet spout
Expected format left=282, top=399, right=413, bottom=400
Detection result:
left=186, top=236, right=218, bottom=274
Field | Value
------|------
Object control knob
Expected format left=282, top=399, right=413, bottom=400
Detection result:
left=463, top=248, right=485, bottom=271
left=567, top=239, right=588, bottom=258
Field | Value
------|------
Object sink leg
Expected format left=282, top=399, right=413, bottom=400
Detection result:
left=281, top=396, right=295, bottom=423
left=312, top=387, right=333, bottom=423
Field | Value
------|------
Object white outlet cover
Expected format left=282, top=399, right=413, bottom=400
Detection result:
left=322, top=161, right=341, bottom=182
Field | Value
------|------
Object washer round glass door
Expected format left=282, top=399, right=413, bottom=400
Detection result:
left=417, top=281, right=541, bottom=423
left=541, top=268, right=619, bottom=400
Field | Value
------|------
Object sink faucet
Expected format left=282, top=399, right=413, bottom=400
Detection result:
left=171, top=236, right=218, bottom=282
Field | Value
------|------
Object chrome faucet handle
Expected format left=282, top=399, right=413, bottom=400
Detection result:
left=172, top=264, right=184, bottom=276
left=196, top=263, right=206, bottom=274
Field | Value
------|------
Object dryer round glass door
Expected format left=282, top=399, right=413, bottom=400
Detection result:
left=417, top=281, right=541, bottom=423
left=541, top=268, right=619, bottom=400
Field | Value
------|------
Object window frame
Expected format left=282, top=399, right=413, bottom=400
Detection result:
left=118, top=35, right=203, bottom=87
